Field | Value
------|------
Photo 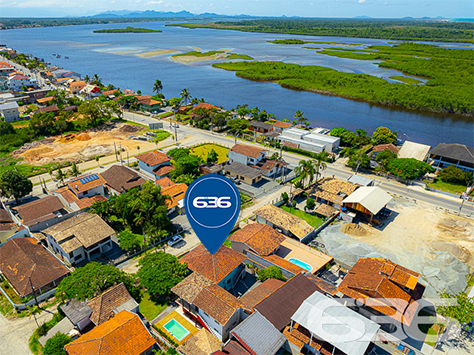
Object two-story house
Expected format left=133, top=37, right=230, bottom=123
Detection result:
left=66, top=173, right=106, bottom=200
left=0, top=101, right=20, bottom=122
left=228, top=144, right=267, bottom=166
left=42, top=213, right=115, bottom=265
left=135, top=150, right=173, bottom=180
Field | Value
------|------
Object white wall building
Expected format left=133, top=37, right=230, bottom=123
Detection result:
left=8, top=74, right=36, bottom=91
left=0, top=101, right=20, bottom=122
left=279, top=127, right=340, bottom=153
left=228, top=144, right=267, bottom=165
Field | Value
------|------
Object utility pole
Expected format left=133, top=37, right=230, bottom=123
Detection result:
left=29, top=277, right=39, bottom=307
left=114, top=141, right=117, bottom=161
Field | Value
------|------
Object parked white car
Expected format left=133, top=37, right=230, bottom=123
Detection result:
left=167, top=235, right=183, bottom=247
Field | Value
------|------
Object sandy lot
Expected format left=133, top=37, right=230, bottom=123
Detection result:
left=14, top=123, right=159, bottom=166
left=319, top=197, right=474, bottom=296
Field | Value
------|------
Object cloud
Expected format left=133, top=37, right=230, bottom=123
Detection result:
left=359, top=0, right=366, bottom=3
left=147, top=0, right=162, bottom=3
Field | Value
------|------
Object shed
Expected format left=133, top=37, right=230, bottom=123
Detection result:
left=347, top=174, right=374, bottom=187
left=398, top=141, right=430, bottom=161
left=343, top=186, right=392, bottom=217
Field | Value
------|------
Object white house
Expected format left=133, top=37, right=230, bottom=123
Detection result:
left=42, top=213, right=115, bottom=265
left=66, top=173, right=106, bottom=200
left=8, top=74, right=36, bottom=91
left=135, top=150, right=172, bottom=179
left=228, top=144, right=267, bottom=166
left=278, top=127, right=340, bottom=153
left=0, top=101, right=20, bottom=122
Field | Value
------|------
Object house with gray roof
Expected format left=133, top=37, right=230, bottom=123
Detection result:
left=429, top=143, right=474, bottom=173
left=0, top=100, right=19, bottom=122
left=224, top=161, right=264, bottom=186
left=230, top=311, right=286, bottom=355
left=60, top=299, right=93, bottom=332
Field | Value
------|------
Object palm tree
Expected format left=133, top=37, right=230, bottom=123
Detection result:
left=153, top=79, right=163, bottom=94
left=312, top=152, right=328, bottom=182
left=54, top=168, right=66, bottom=185
left=84, top=74, right=90, bottom=83
left=180, top=88, right=191, bottom=105
left=294, top=110, right=306, bottom=126
left=92, top=73, right=101, bottom=84
left=294, top=160, right=315, bottom=187
left=69, top=162, right=80, bottom=177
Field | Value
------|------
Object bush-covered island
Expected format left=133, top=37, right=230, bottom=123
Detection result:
left=93, top=26, right=162, bottom=33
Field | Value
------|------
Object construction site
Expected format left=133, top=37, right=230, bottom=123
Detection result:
left=318, top=196, right=473, bottom=297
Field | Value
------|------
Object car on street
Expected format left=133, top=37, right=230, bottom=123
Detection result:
left=167, top=235, right=183, bottom=247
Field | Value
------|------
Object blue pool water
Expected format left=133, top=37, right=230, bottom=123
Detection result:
left=288, top=258, right=313, bottom=272
left=163, top=319, right=190, bottom=341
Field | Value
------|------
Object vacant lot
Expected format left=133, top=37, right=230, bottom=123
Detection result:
left=319, top=197, right=474, bottom=297
left=281, top=205, right=324, bottom=228
left=13, top=122, right=161, bottom=166
left=190, top=143, right=229, bottom=164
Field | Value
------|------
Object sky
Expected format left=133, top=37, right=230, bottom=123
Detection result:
left=0, top=0, right=473, bottom=18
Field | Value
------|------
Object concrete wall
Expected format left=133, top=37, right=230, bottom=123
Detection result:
left=218, top=264, right=244, bottom=291
left=197, top=307, right=224, bottom=341
left=245, top=251, right=297, bottom=280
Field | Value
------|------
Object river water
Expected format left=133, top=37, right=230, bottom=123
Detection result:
left=1, top=21, right=473, bottom=147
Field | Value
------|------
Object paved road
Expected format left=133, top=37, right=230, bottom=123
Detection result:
left=124, top=113, right=473, bottom=216
left=0, top=311, right=53, bottom=355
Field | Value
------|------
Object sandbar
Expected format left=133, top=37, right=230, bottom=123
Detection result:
left=138, top=50, right=180, bottom=58
left=171, top=50, right=230, bottom=63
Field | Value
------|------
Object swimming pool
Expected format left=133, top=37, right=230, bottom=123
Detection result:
left=288, top=258, right=313, bottom=272
left=163, top=319, right=190, bottom=341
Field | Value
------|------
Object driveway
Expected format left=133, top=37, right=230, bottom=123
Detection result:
left=0, top=311, right=53, bottom=355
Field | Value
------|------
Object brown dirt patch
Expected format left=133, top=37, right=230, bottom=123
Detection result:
left=119, top=124, right=144, bottom=133
left=431, top=241, right=471, bottom=263
left=76, top=133, right=91, bottom=141
left=340, top=223, right=367, bottom=236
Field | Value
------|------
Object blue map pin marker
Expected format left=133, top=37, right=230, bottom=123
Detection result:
left=184, top=174, right=241, bottom=255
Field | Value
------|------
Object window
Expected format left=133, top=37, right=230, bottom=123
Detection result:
left=69, top=251, right=74, bottom=258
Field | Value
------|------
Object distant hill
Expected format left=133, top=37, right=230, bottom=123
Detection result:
left=90, top=10, right=243, bottom=19
left=354, top=16, right=372, bottom=19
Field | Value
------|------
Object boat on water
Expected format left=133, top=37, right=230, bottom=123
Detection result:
left=56, top=55, right=61, bottom=58
left=65, top=56, right=69, bottom=59
left=52, top=53, right=56, bottom=56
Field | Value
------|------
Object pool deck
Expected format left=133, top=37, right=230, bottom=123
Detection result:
left=155, top=310, right=198, bottom=345
left=276, top=238, right=333, bottom=273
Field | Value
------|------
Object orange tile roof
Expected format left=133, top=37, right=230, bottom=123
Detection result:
left=239, top=278, right=285, bottom=308
left=136, top=150, right=170, bottom=166
left=273, top=121, right=292, bottom=129
left=75, top=194, right=107, bottom=209
left=229, top=223, right=285, bottom=256
left=193, top=284, right=243, bottom=325
left=152, top=165, right=174, bottom=177
left=283, top=141, right=298, bottom=149
left=155, top=177, right=175, bottom=188
left=66, top=173, right=106, bottom=195
left=65, top=310, right=156, bottom=355
left=337, top=258, right=422, bottom=326
left=263, top=254, right=305, bottom=275
left=36, top=96, right=54, bottom=104
left=372, top=144, right=400, bottom=154
left=160, top=183, right=187, bottom=209
left=102, top=90, right=117, bottom=96
left=56, top=78, right=70, bottom=83
left=69, top=81, right=86, bottom=89
left=192, top=102, right=219, bottom=111
left=180, top=245, right=246, bottom=283
left=140, top=98, right=161, bottom=106
left=230, top=144, right=266, bottom=159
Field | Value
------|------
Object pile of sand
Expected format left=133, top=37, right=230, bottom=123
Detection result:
left=21, top=146, right=54, bottom=158
left=340, top=223, right=367, bottom=236
left=431, top=241, right=471, bottom=263
left=76, top=133, right=91, bottom=141
left=437, top=218, right=473, bottom=238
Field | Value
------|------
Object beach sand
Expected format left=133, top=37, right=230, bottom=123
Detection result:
left=171, top=49, right=230, bottom=64
left=138, top=49, right=180, bottom=57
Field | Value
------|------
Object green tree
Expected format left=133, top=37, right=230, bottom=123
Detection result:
left=43, top=332, right=72, bottom=355
left=372, top=126, right=397, bottom=145
left=0, top=170, right=33, bottom=204
left=388, top=158, right=435, bottom=180
left=118, top=230, right=143, bottom=252
left=305, top=197, right=316, bottom=211
left=236, top=104, right=250, bottom=118
left=91, top=73, right=102, bottom=86
left=167, top=147, right=190, bottom=160
left=68, top=162, right=80, bottom=177
left=83, top=74, right=90, bottom=83
left=180, top=88, right=191, bottom=105
left=174, top=174, right=195, bottom=186
left=95, top=156, right=100, bottom=167
left=29, top=112, right=56, bottom=137
left=347, top=153, right=371, bottom=171
left=438, top=165, right=471, bottom=185
left=281, top=191, right=289, bottom=204
left=437, top=292, right=474, bottom=325
left=89, top=199, right=112, bottom=221
left=77, top=99, right=120, bottom=128
left=137, top=252, right=188, bottom=296
left=55, top=115, right=70, bottom=135
left=292, top=200, right=297, bottom=208
left=294, top=110, right=306, bottom=126
left=153, top=79, right=163, bottom=94
left=375, top=149, right=397, bottom=174
left=257, top=266, right=285, bottom=282
left=56, top=262, right=140, bottom=301
left=227, top=118, right=250, bottom=133
left=54, top=168, right=66, bottom=185
left=170, top=155, right=202, bottom=179
left=312, top=152, right=329, bottom=181
left=294, top=160, right=315, bottom=186
left=206, top=149, right=219, bottom=163
left=0, top=121, right=15, bottom=136
left=117, top=95, right=139, bottom=110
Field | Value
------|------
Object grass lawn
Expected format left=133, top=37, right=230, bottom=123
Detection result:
left=281, top=205, right=324, bottom=228
left=190, top=143, right=229, bottom=164
left=428, top=179, right=467, bottom=195
left=240, top=192, right=254, bottom=209
left=139, top=291, right=167, bottom=321
left=11, top=119, right=32, bottom=127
